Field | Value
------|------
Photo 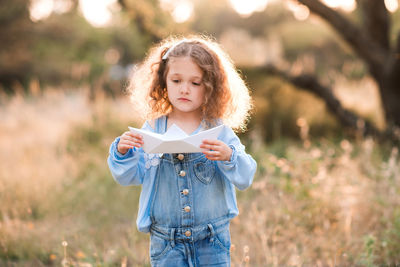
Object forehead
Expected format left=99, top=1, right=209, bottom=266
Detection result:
left=167, top=57, right=203, bottom=77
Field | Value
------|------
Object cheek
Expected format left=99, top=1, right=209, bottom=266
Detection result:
left=197, top=86, right=206, bottom=99
left=165, top=86, right=174, bottom=102
left=198, top=87, right=207, bottom=104
left=166, top=82, right=176, bottom=95
left=194, top=91, right=205, bottom=105
left=166, top=89, right=174, bottom=102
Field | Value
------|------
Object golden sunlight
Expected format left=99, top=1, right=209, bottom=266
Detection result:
left=320, top=0, right=398, bottom=13
left=30, top=0, right=54, bottom=21
left=79, top=0, right=117, bottom=27
left=160, top=0, right=194, bottom=23
left=321, top=0, right=356, bottom=12
left=229, top=0, right=269, bottom=17
left=286, top=1, right=310, bottom=21
left=29, top=0, right=73, bottom=22
left=385, top=0, right=399, bottom=12
left=171, top=0, right=193, bottom=23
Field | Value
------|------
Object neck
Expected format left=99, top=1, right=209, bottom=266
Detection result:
left=169, top=108, right=202, bottom=123
left=167, top=109, right=202, bottom=134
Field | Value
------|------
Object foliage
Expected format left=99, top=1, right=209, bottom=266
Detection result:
left=0, top=0, right=150, bottom=92
left=0, top=0, right=33, bottom=89
left=243, top=72, right=342, bottom=142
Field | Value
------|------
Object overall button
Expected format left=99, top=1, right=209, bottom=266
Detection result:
left=182, top=189, right=189, bottom=195
left=179, top=170, right=186, bottom=177
left=177, top=154, right=184, bottom=160
left=185, top=230, right=191, bottom=237
left=184, top=206, right=191, bottom=212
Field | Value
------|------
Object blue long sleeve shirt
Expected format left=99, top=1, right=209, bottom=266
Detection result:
left=107, top=116, right=257, bottom=233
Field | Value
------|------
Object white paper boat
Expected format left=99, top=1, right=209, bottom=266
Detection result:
left=128, top=124, right=224, bottom=154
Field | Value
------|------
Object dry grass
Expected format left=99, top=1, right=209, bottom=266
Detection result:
left=231, top=137, right=400, bottom=266
left=0, top=88, right=399, bottom=266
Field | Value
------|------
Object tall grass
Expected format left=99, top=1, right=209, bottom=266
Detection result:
left=0, top=88, right=399, bottom=266
left=234, top=136, right=399, bottom=266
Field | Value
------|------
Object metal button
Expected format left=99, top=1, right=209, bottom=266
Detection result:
left=177, top=154, right=184, bottom=160
left=184, top=206, right=191, bottom=212
left=179, top=170, right=186, bottom=177
left=185, top=230, right=191, bottom=237
left=182, top=189, right=189, bottom=195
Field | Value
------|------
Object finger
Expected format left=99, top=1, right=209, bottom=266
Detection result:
left=120, top=140, right=141, bottom=148
left=119, top=143, right=134, bottom=150
left=200, top=143, right=222, bottom=151
left=121, top=135, right=144, bottom=144
left=200, top=143, right=215, bottom=150
left=202, top=139, right=221, bottom=145
left=125, top=131, right=143, bottom=140
left=119, top=143, right=142, bottom=150
left=204, top=154, right=221, bottom=161
left=118, top=144, right=133, bottom=152
left=202, top=150, right=220, bottom=157
left=133, top=138, right=144, bottom=144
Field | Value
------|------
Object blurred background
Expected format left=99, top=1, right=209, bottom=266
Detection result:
left=1, top=0, right=400, bottom=266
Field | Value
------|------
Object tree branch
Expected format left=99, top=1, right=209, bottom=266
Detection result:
left=296, top=0, right=387, bottom=79
left=258, top=65, right=381, bottom=137
left=356, top=0, right=390, bottom=50
left=382, top=32, right=400, bottom=127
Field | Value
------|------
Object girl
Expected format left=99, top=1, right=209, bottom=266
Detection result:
left=107, top=35, right=257, bottom=266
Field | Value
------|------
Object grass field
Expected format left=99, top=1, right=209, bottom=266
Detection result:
left=1, top=88, right=399, bottom=266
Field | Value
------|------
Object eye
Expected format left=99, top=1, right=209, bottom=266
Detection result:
left=192, top=82, right=201, bottom=86
left=172, top=79, right=180, bottom=83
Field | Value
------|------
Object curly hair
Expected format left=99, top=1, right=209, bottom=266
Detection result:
left=128, top=35, right=253, bottom=131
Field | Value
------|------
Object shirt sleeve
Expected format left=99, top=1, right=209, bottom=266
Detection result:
left=216, top=125, right=257, bottom=190
left=107, top=121, right=152, bottom=186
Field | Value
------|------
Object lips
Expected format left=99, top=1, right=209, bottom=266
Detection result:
left=178, top=97, right=190, bottom=101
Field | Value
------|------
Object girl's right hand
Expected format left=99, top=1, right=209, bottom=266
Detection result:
left=117, top=131, right=144, bottom=155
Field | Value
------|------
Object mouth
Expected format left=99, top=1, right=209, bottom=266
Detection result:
left=178, top=98, right=190, bottom=102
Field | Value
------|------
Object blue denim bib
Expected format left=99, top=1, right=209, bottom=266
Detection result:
left=150, top=116, right=229, bottom=228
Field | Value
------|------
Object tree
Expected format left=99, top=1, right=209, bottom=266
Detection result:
left=117, top=0, right=183, bottom=43
left=265, top=0, right=400, bottom=139
left=0, top=0, right=34, bottom=90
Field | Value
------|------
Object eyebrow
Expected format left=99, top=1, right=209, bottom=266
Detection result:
left=168, top=73, right=202, bottom=79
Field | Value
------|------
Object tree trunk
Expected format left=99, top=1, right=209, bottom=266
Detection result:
left=381, top=36, right=400, bottom=128
left=291, top=0, right=400, bottom=138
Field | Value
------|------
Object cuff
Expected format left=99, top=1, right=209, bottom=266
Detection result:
left=223, top=145, right=237, bottom=165
left=112, top=137, right=133, bottom=160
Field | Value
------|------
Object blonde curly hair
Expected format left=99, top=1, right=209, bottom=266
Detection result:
left=128, top=35, right=253, bottom=131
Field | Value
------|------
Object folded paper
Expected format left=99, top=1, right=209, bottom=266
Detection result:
left=128, top=124, right=224, bottom=154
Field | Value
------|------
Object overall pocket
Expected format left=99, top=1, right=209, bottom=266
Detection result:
left=150, top=234, right=172, bottom=260
left=193, top=156, right=216, bottom=184
left=214, top=227, right=231, bottom=252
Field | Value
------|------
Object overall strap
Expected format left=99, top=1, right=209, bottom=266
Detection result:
left=154, top=115, right=167, bottom=134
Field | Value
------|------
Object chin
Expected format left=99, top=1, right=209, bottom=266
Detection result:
left=174, top=106, right=201, bottom=114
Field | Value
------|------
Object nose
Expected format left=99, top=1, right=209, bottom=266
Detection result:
left=180, top=82, right=190, bottom=94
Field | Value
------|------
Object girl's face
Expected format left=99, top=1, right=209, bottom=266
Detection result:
left=166, top=57, right=205, bottom=116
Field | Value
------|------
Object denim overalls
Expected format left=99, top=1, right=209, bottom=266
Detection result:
left=149, top=117, right=231, bottom=266
left=107, top=116, right=257, bottom=266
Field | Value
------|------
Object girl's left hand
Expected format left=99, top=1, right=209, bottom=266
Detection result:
left=200, top=139, right=232, bottom=161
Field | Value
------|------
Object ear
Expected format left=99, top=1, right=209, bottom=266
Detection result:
left=202, top=94, right=207, bottom=105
